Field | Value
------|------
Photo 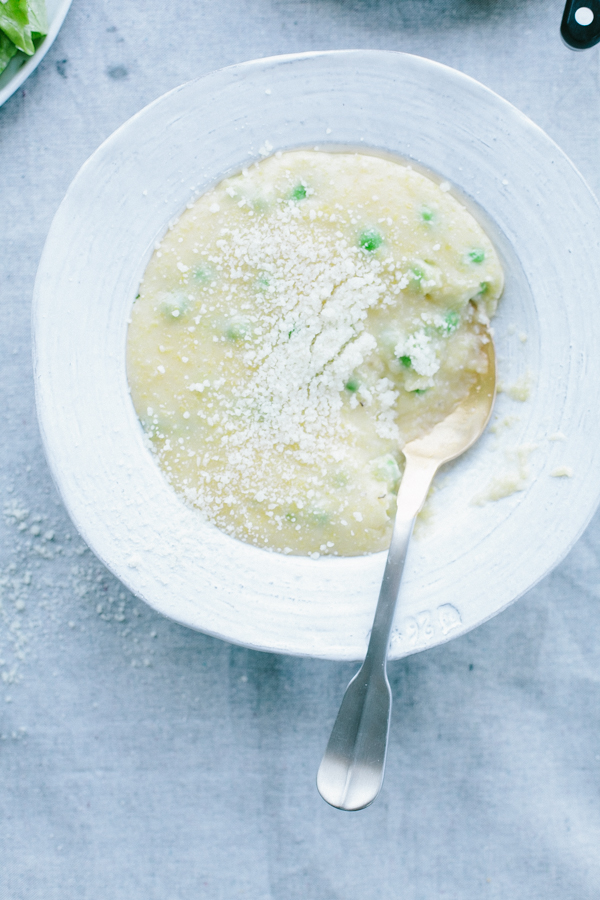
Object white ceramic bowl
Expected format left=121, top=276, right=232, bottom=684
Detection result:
left=0, top=0, right=73, bottom=108
left=33, top=51, right=600, bottom=660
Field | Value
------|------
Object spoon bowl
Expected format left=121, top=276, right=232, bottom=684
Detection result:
left=317, top=329, right=496, bottom=811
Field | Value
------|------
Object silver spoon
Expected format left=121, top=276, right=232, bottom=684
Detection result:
left=317, top=331, right=496, bottom=811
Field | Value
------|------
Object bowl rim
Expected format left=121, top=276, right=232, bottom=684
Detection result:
left=33, top=49, right=600, bottom=660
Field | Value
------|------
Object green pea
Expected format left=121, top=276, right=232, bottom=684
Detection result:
left=478, top=281, right=489, bottom=296
left=468, top=249, right=485, bottom=264
left=345, top=378, right=360, bottom=392
left=194, top=265, right=213, bottom=284
left=411, top=266, right=424, bottom=281
left=225, top=321, right=249, bottom=342
left=359, top=229, right=383, bottom=252
left=421, top=206, right=434, bottom=223
left=331, top=471, right=349, bottom=488
left=255, top=274, right=270, bottom=292
left=159, top=292, right=189, bottom=321
left=444, top=310, right=460, bottom=334
left=251, top=197, right=269, bottom=212
left=400, top=355, right=412, bottom=368
left=291, top=183, right=307, bottom=201
left=371, top=454, right=401, bottom=486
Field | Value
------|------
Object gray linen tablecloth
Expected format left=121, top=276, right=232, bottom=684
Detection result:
left=2, top=1, right=600, bottom=897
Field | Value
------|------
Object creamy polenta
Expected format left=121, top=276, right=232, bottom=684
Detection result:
left=127, top=150, right=503, bottom=556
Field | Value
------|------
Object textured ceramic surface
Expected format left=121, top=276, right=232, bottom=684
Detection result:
left=0, top=0, right=73, bottom=107
left=33, top=50, right=600, bottom=660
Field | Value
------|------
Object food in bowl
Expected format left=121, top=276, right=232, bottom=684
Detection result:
left=127, top=150, right=503, bottom=556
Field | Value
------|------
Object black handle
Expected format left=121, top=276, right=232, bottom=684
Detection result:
left=561, top=0, right=600, bottom=49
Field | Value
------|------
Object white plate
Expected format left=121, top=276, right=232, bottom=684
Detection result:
left=0, top=0, right=73, bottom=108
left=33, top=51, right=600, bottom=660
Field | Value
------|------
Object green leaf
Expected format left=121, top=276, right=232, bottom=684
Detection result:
left=26, top=0, right=48, bottom=37
left=399, top=355, right=411, bottom=368
left=0, top=0, right=35, bottom=55
left=0, top=30, right=18, bottom=75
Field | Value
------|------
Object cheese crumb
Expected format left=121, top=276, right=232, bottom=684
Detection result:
left=472, top=444, right=537, bottom=504
left=499, top=371, right=532, bottom=402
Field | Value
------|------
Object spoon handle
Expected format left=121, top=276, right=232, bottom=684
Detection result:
left=367, top=454, right=439, bottom=670
left=317, top=455, right=437, bottom=811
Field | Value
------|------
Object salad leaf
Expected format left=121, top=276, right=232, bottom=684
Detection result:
left=0, top=0, right=34, bottom=55
left=0, top=28, right=18, bottom=74
left=0, top=0, right=48, bottom=75
left=27, top=0, right=47, bottom=36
